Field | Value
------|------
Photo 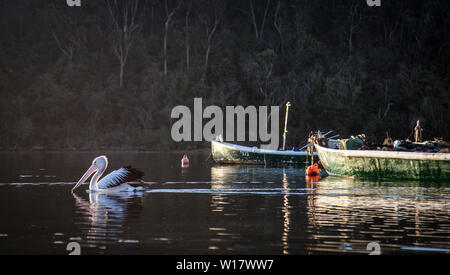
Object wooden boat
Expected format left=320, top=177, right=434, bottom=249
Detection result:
left=211, top=139, right=316, bottom=165
left=315, top=143, right=450, bottom=181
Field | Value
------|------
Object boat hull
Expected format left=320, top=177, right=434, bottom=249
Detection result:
left=211, top=140, right=314, bottom=165
left=315, top=144, right=450, bottom=181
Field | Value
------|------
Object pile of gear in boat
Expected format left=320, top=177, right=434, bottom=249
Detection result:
left=308, top=121, right=449, bottom=153
left=336, top=134, right=449, bottom=153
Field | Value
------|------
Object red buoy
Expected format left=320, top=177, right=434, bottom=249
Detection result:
left=181, top=154, right=189, bottom=168
left=306, top=163, right=321, bottom=176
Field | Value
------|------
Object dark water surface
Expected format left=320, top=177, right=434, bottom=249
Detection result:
left=0, top=151, right=449, bottom=255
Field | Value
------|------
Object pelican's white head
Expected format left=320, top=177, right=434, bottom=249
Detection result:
left=71, top=155, right=108, bottom=193
left=92, top=155, right=108, bottom=172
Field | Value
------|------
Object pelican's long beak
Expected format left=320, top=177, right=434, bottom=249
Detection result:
left=71, top=164, right=98, bottom=193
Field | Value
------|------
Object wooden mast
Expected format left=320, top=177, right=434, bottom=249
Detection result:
left=282, top=101, right=291, bottom=150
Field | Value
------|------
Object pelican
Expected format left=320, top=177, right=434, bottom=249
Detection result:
left=71, top=155, right=145, bottom=193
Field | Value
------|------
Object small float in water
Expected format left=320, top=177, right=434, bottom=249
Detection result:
left=306, top=163, right=322, bottom=176
left=181, top=154, right=190, bottom=168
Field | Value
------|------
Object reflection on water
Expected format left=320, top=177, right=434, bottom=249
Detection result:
left=210, top=166, right=450, bottom=254
left=281, top=171, right=291, bottom=255
left=73, top=192, right=145, bottom=247
left=0, top=152, right=449, bottom=254
left=305, top=176, right=450, bottom=254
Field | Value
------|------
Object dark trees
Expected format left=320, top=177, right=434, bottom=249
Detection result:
left=0, top=0, right=448, bottom=149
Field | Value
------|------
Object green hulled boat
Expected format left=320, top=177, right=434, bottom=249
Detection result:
left=211, top=140, right=315, bottom=165
left=315, top=144, right=450, bottom=181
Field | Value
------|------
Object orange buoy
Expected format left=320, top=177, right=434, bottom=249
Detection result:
left=181, top=154, right=189, bottom=168
left=306, top=163, right=321, bottom=176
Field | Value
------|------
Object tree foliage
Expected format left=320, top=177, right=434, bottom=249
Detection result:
left=0, top=0, right=448, bottom=149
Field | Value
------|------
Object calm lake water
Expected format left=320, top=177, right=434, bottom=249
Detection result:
left=0, top=151, right=449, bottom=255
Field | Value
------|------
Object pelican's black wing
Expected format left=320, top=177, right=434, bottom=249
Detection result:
left=97, top=166, right=144, bottom=189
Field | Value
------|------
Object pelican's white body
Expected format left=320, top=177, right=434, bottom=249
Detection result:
left=72, top=156, right=144, bottom=193
left=89, top=167, right=136, bottom=193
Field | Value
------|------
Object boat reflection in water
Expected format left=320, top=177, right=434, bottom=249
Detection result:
left=210, top=165, right=301, bottom=254
left=72, top=191, right=145, bottom=250
left=305, top=176, right=450, bottom=254
left=281, top=171, right=291, bottom=255
left=210, top=165, right=450, bottom=254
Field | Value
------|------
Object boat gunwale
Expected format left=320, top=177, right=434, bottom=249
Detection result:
left=314, top=144, right=450, bottom=161
left=211, top=140, right=312, bottom=156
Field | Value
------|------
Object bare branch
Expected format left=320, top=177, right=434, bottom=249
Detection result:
left=249, top=0, right=259, bottom=39
left=163, top=0, right=183, bottom=75
left=249, top=0, right=271, bottom=41
left=259, top=0, right=271, bottom=40
left=185, top=0, right=192, bottom=70
left=274, top=0, right=281, bottom=35
left=101, top=0, right=144, bottom=88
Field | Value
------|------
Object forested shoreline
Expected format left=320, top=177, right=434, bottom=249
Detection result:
left=0, top=0, right=448, bottom=150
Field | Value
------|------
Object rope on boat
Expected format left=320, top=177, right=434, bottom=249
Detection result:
left=204, top=151, right=213, bottom=163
